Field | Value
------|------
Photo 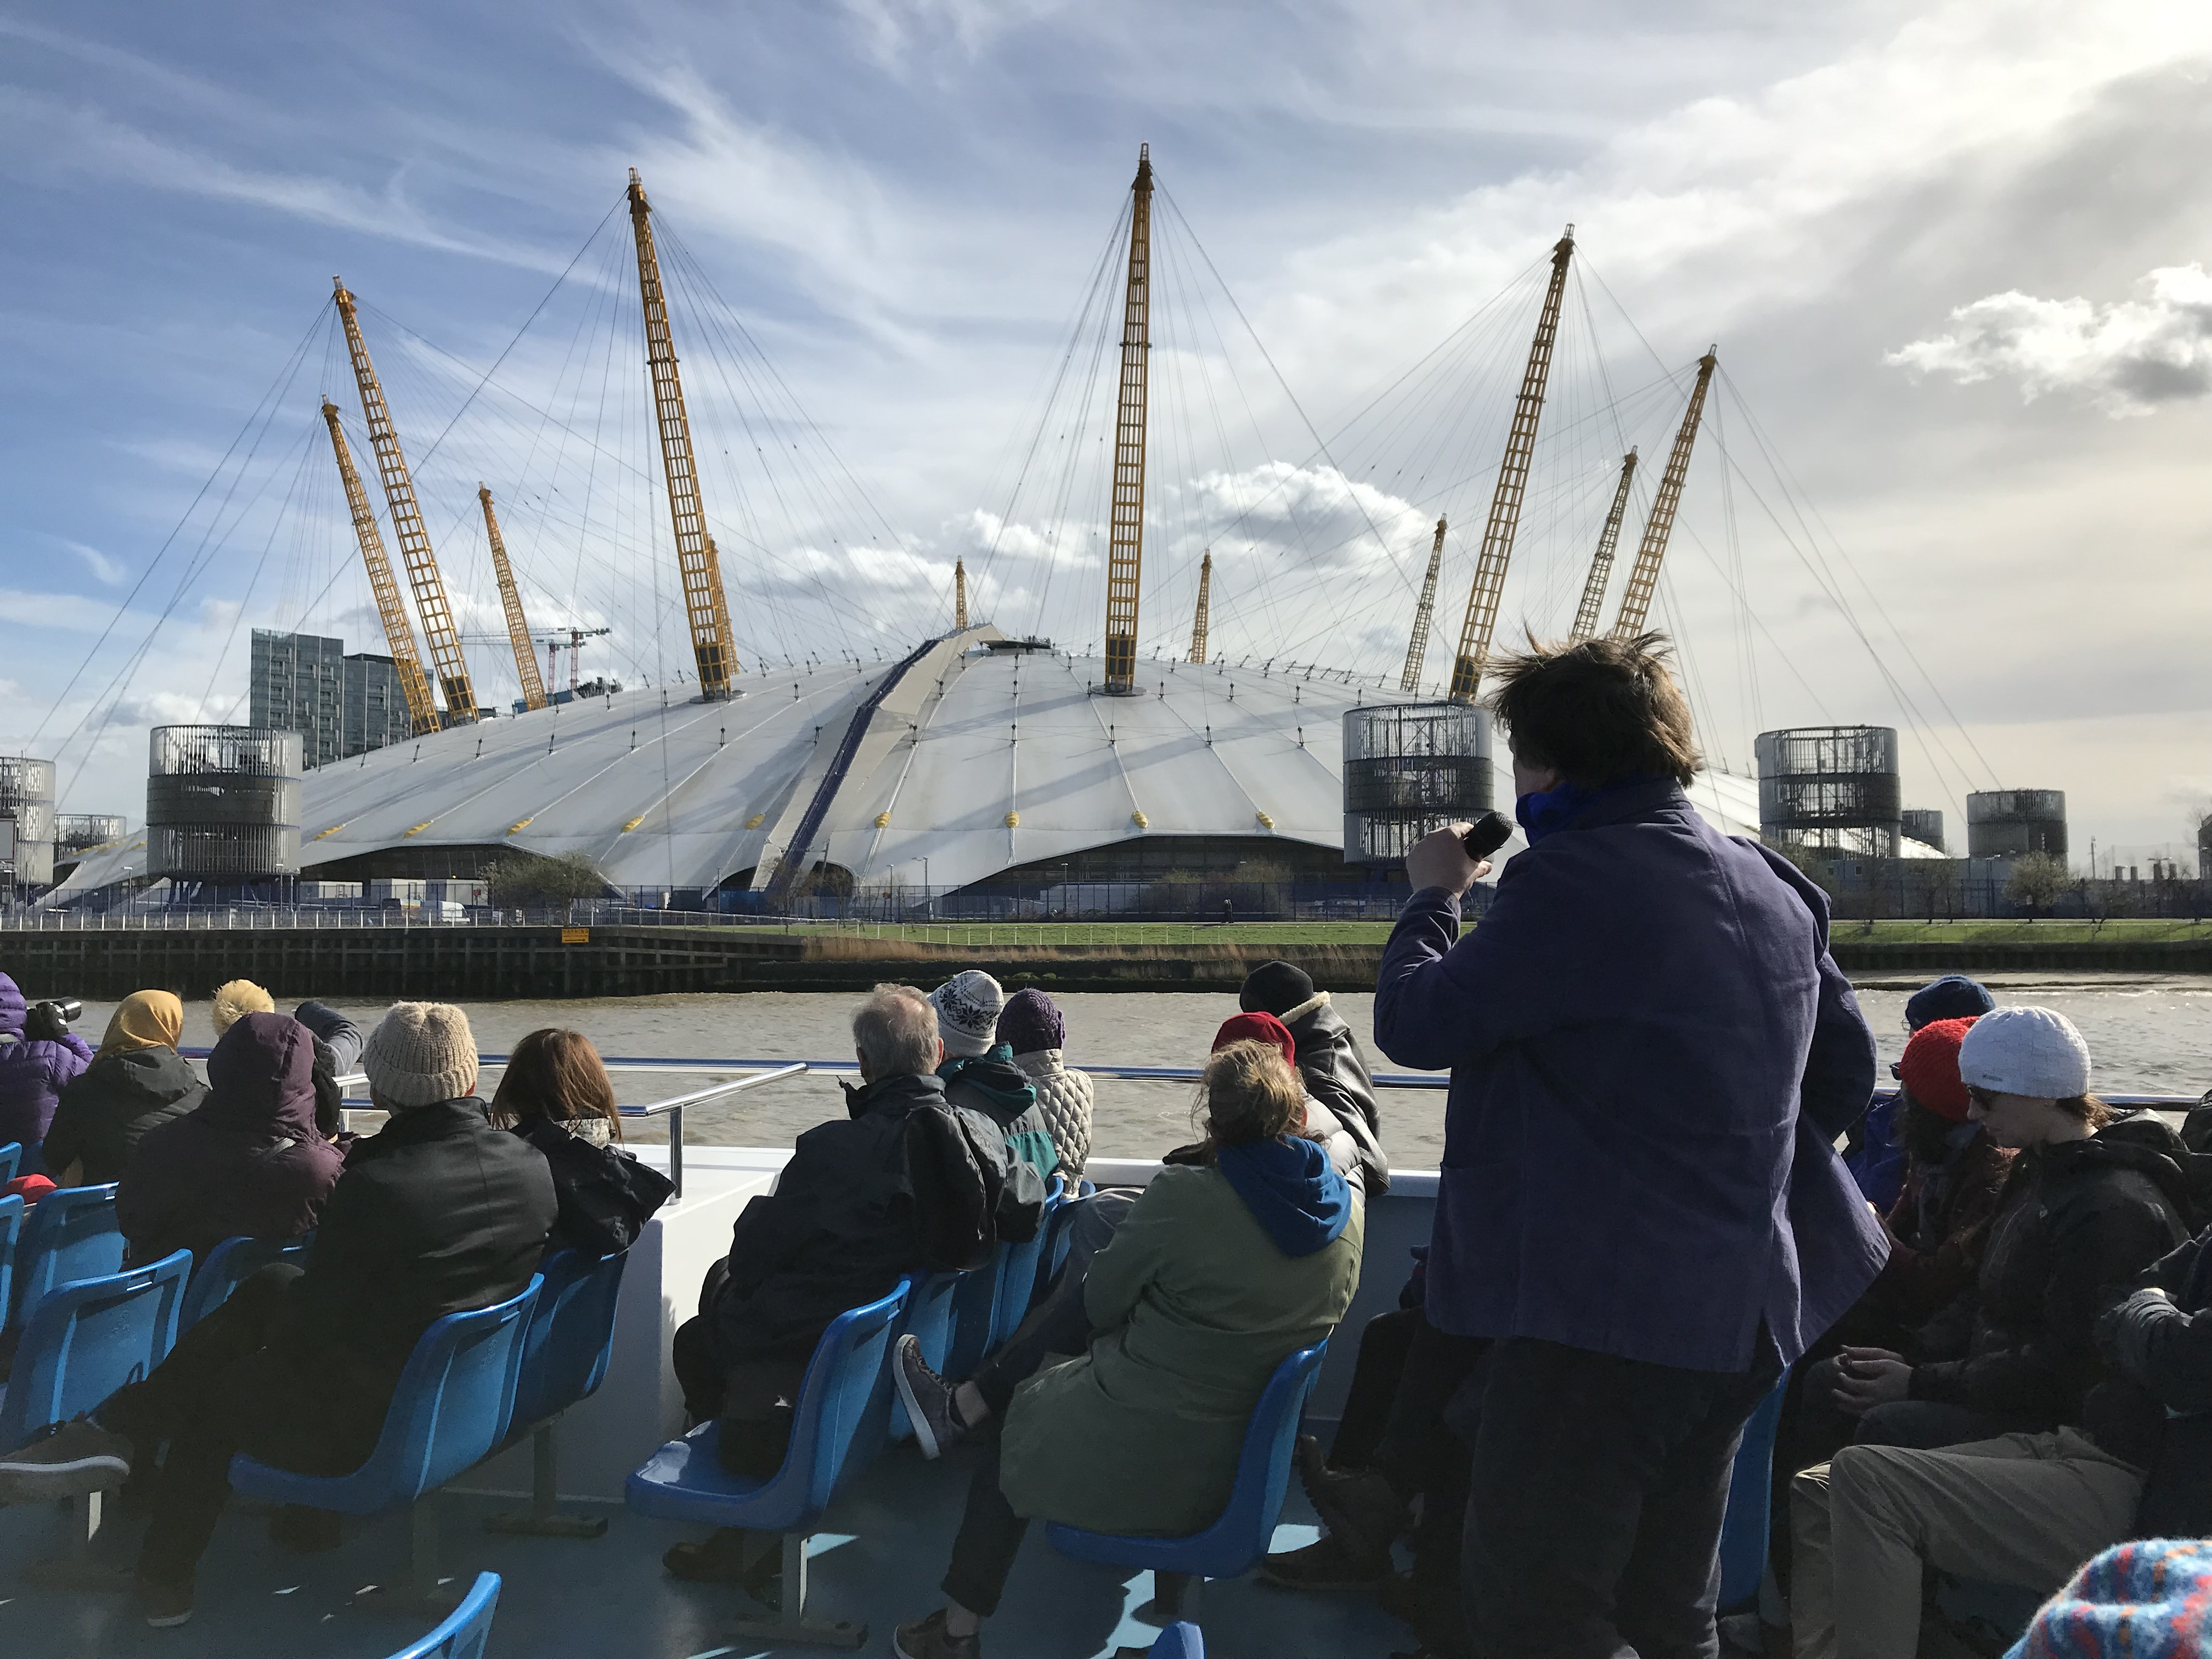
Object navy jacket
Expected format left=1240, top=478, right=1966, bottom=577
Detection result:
left=1374, top=778, right=1886, bottom=1372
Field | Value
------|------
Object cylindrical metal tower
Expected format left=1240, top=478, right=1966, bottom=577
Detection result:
left=146, top=726, right=303, bottom=882
left=0, top=758, right=57, bottom=888
left=1754, top=726, right=1902, bottom=857
left=1966, top=790, right=2067, bottom=861
left=1342, top=702, right=1494, bottom=866
left=1901, top=809, right=1945, bottom=852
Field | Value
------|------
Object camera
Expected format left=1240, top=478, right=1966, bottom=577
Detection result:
left=43, top=998, right=82, bottom=1025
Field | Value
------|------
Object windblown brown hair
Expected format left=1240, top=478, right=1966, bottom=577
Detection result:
left=490, top=1026, right=622, bottom=1140
left=1487, top=631, right=1701, bottom=787
left=1192, top=1038, right=1307, bottom=1154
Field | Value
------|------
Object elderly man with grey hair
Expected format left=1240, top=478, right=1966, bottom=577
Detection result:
left=665, top=983, right=1047, bottom=1584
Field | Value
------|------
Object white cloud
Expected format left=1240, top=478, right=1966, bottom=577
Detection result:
left=62, top=541, right=125, bottom=585
left=1886, top=264, right=2212, bottom=416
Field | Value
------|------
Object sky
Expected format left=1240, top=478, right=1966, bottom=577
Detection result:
left=3, top=0, right=2211, bottom=866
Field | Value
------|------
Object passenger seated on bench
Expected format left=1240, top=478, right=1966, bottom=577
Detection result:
left=0, top=1001, right=555, bottom=1630
left=116, top=1012, right=344, bottom=1269
left=209, top=978, right=276, bottom=1035
left=930, top=971, right=1059, bottom=1182
left=42, top=990, right=207, bottom=1187
left=292, top=999, right=364, bottom=1139
left=997, top=989, right=1092, bottom=1187
left=888, top=1037, right=1364, bottom=1659
left=487, top=1027, right=673, bottom=1257
left=0, top=970, right=93, bottom=1160
left=1238, top=959, right=1390, bottom=1198
left=665, top=983, right=1044, bottom=1584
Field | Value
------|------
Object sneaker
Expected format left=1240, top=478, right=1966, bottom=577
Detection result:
left=1295, top=1436, right=1410, bottom=1564
left=138, top=1574, right=194, bottom=1629
left=893, top=1336, right=966, bottom=1460
left=1260, top=1533, right=1390, bottom=1590
left=894, top=1608, right=980, bottom=1659
left=0, top=1418, right=134, bottom=1502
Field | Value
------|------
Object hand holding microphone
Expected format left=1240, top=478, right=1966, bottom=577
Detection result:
left=1407, top=810, right=1514, bottom=896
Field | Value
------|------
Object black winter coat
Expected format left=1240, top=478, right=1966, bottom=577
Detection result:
left=1280, top=993, right=1390, bottom=1198
left=43, top=1047, right=207, bottom=1186
left=510, top=1118, right=674, bottom=1257
left=709, top=1071, right=1046, bottom=1368
left=2095, top=1226, right=2212, bottom=1533
left=272, top=1097, right=556, bottom=1392
left=1908, top=1113, right=2193, bottom=1432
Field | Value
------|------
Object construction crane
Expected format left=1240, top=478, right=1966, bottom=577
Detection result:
left=628, top=167, right=739, bottom=698
left=1400, top=516, right=1447, bottom=693
left=332, top=277, right=477, bottom=725
left=955, top=558, right=969, bottom=630
left=1612, top=349, right=1718, bottom=638
left=460, top=626, right=612, bottom=698
left=1568, top=450, right=1639, bottom=644
left=1188, top=552, right=1212, bottom=664
left=478, top=485, right=547, bottom=711
left=1447, top=228, right=1576, bottom=702
left=319, top=400, right=438, bottom=735
left=1102, top=144, right=1154, bottom=695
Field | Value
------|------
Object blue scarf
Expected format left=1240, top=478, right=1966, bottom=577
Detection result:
left=1216, top=1135, right=1351, bottom=1257
left=1514, top=775, right=1667, bottom=845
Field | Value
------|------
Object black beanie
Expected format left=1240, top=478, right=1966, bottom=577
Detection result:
left=1240, top=960, right=1315, bottom=1017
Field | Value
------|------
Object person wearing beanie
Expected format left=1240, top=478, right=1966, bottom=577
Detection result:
left=1848, top=975, right=2001, bottom=1212
left=1239, top=961, right=1389, bottom=1199
left=1904, top=973, right=1996, bottom=1032
left=0, top=1001, right=555, bottom=1627
left=929, top=970, right=1006, bottom=1059
left=1785, top=1005, right=2202, bottom=1659
left=933, top=975, right=1057, bottom=1181
left=996, top=989, right=1093, bottom=1185
left=209, top=979, right=276, bottom=1036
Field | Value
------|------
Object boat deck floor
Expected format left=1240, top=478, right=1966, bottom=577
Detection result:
left=0, top=1434, right=1410, bottom=1658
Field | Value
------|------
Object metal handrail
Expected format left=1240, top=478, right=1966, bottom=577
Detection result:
left=619, top=1063, right=808, bottom=1201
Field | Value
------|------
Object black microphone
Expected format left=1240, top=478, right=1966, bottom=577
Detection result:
left=1460, top=810, right=1514, bottom=862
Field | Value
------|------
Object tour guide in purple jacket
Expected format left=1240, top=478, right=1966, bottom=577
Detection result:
left=1374, top=633, right=1886, bottom=1659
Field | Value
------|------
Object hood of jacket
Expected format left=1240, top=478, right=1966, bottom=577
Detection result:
left=1215, top=1133, right=1352, bottom=1257
left=200, top=1011, right=320, bottom=1138
left=85, top=1045, right=205, bottom=1111
left=840, top=1069, right=950, bottom=1122
left=939, top=1046, right=1039, bottom=1126
left=0, top=973, right=24, bottom=1037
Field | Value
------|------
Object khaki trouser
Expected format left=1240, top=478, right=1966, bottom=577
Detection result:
left=1791, top=1430, right=2143, bottom=1659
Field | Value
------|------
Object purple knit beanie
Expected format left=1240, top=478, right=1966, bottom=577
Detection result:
left=996, top=988, right=1065, bottom=1056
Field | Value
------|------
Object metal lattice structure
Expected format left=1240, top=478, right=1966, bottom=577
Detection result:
left=1400, top=517, right=1446, bottom=692
left=1341, top=702, right=1494, bottom=865
left=1570, top=450, right=1638, bottom=643
left=628, top=168, right=740, bottom=699
left=1967, top=791, right=2068, bottom=860
left=955, top=559, right=969, bottom=631
left=145, top=726, right=302, bottom=881
left=57, top=814, right=128, bottom=851
left=320, top=402, right=437, bottom=736
left=478, top=486, right=548, bottom=712
left=1449, top=229, right=1575, bottom=701
left=0, top=757, right=58, bottom=887
left=1612, top=350, right=1717, bottom=638
left=1756, top=726, right=1901, bottom=857
left=1189, top=552, right=1212, bottom=664
left=332, top=280, right=477, bottom=725
left=1102, top=145, right=1154, bottom=695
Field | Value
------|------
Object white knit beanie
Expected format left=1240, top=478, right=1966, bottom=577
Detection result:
left=928, top=970, right=1005, bottom=1059
left=361, top=1001, right=480, bottom=1109
left=1957, top=1006, right=2092, bottom=1101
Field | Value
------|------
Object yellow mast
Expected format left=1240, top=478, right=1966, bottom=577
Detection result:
left=1102, top=144, right=1154, bottom=694
left=628, top=168, right=739, bottom=698
left=1188, top=551, right=1212, bottom=664
left=955, top=558, right=969, bottom=630
left=478, top=484, right=548, bottom=711
left=1612, top=349, right=1718, bottom=638
left=1569, top=449, right=1638, bottom=644
left=320, top=400, right=438, bottom=736
left=1447, top=228, right=1576, bottom=702
left=1400, top=515, right=1447, bottom=693
left=332, top=277, right=477, bottom=725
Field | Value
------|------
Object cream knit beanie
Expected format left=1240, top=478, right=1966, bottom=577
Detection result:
left=362, top=1001, right=480, bottom=1109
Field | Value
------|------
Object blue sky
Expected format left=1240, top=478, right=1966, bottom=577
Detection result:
left=5, top=0, right=2212, bottom=860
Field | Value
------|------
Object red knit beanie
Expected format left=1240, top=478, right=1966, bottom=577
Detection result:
left=1212, top=1012, right=1296, bottom=1071
left=1899, top=1015, right=1978, bottom=1122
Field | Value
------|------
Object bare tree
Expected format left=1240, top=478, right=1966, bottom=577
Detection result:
left=2003, top=851, right=2069, bottom=920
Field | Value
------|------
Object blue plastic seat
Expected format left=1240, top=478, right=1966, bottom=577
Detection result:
left=887, top=1267, right=967, bottom=1445
left=7, top=1184, right=123, bottom=1331
left=229, top=1276, right=541, bottom=1613
left=1150, top=1624, right=1204, bottom=1658
left=178, top=1232, right=314, bottom=1333
left=1717, top=1364, right=1793, bottom=1612
left=627, top=1279, right=909, bottom=1650
left=0, top=1248, right=191, bottom=1453
left=989, top=1177, right=1064, bottom=1351
left=1048, top=1340, right=1329, bottom=1623
left=0, top=1140, right=20, bottom=1186
left=482, top=1248, right=630, bottom=1539
left=0, top=1193, right=21, bottom=1330
left=386, top=1570, right=500, bottom=1659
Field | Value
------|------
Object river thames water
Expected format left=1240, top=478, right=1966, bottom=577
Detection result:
left=74, top=972, right=2212, bottom=1170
